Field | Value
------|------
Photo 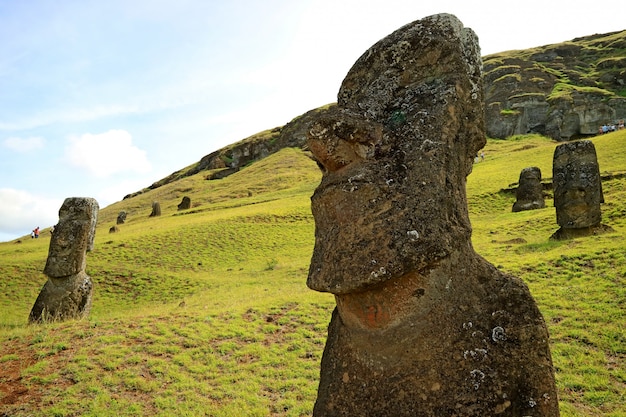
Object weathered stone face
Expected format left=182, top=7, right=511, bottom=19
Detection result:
left=553, top=140, right=603, bottom=228
left=512, top=166, right=546, bottom=212
left=308, top=13, right=484, bottom=294
left=44, top=197, right=99, bottom=278
left=150, top=201, right=161, bottom=217
left=116, top=210, right=127, bottom=225
left=31, top=197, right=99, bottom=323
left=307, top=14, right=559, bottom=416
left=178, top=196, right=191, bottom=210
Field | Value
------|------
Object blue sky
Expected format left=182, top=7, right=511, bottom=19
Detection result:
left=1, top=0, right=624, bottom=242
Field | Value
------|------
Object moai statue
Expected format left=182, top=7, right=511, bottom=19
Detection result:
left=116, top=210, right=127, bottom=224
left=29, top=197, right=99, bottom=323
left=551, top=140, right=612, bottom=239
left=177, top=196, right=191, bottom=211
left=512, top=167, right=546, bottom=212
left=149, top=201, right=161, bottom=217
left=306, top=14, right=559, bottom=416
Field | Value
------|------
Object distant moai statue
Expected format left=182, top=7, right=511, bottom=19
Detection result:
left=109, top=225, right=119, bottom=233
left=116, top=210, right=127, bottom=224
left=306, top=14, right=559, bottom=416
left=29, top=197, right=99, bottom=323
left=149, top=201, right=161, bottom=217
left=177, top=196, right=191, bottom=210
left=512, top=166, right=546, bottom=212
left=551, top=139, right=613, bottom=239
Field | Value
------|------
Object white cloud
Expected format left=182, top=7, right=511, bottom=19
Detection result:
left=65, top=129, right=151, bottom=177
left=0, top=188, right=62, bottom=241
left=3, top=136, right=45, bottom=152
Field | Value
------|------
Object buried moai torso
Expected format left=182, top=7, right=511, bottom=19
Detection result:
left=551, top=140, right=612, bottom=239
left=29, top=197, right=99, bottom=323
left=307, top=14, right=559, bottom=416
left=512, top=167, right=546, bottom=212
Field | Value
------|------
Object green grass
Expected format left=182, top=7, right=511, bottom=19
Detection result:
left=1, top=131, right=626, bottom=416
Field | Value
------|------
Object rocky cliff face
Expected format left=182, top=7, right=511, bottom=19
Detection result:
left=484, top=30, right=626, bottom=140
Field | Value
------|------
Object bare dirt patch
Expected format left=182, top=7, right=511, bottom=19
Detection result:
left=0, top=341, right=40, bottom=413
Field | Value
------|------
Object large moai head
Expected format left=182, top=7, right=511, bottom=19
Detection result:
left=307, top=13, right=484, bottom=294
left=43, top=197, right=99, bottom=278
left=512, top=166, right=546, bottom=212
left=150, top=201, right=161, bottom=217
left=116, top=210, right=127, bottom=225
left=306, top=15, right=559, bottom=416
left=552, top=140, right=603, bottom=229
left=30, top=197, right=99, bottom=323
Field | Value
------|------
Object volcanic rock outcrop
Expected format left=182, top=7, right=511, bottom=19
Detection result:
left=307, top=14, right=559, bottom=416
left=29, top=197, right=99, bottom=323
left=512, top=167, right=546, bottom=212
left=484, top=31, right=626, bottom=140
left=551, top=140, right=613, bottom=239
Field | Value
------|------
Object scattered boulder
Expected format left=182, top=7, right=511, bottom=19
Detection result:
left=116, top=211, right=127, bottom=224
left=306, top=14, right=559, bottom=416
left=512, top=167, right=546, bottom=212
left=551, top=139, right=613, bottom=239
left=29, top=197, right=99, bottom=323
left=109, top=226, right=119, bottom=233
left=149, top=201, right=161, bottom=217
left=177, top=196, right=191, bottom=210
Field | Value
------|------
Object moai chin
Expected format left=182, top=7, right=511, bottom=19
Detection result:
left=512, top=167, right=546, bottom=212
left=551, top=140, right=612, bottom=239
left=307, top=14, right=559, bottom=416
left=29, top=197, right=99, bottom=323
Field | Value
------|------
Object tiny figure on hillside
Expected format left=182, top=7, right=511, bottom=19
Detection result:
left=33, top=227, right=40, bottom=238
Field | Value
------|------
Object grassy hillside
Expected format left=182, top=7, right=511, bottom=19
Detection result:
left=1, top=133, right=625, bottom=416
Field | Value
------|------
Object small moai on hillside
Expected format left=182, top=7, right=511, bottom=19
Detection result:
left=551, top=139, right=613, bottom=239
left=149, top=201, right=161, bottom=217
left=306, top=14, right=559, bottom=416
left=177, top=196, right=191, bottom=210
left=512, top=166, right=546, bottom=212
left=116, top=210, right=127, bottom=224
left=29, top=197, right=99, bottom=323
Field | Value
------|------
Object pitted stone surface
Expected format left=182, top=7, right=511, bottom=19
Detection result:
left=29, top=197, right=99, bottom=323
left=43, top=197, right=99, bottom=278
left=551, top=140, right=611, bottom=240
left=307, top=14, right=559, bottom=416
